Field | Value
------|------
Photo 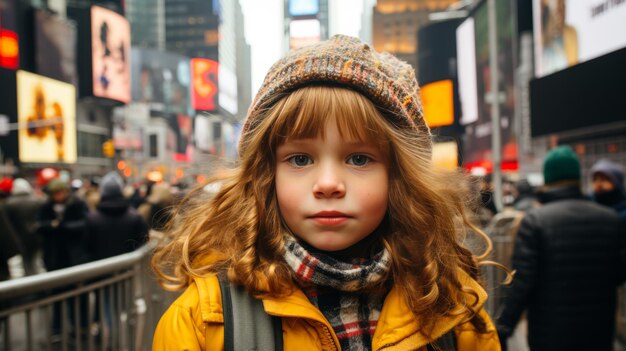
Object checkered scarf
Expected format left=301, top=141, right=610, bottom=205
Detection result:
left=284, top=236, right=391, bottom=351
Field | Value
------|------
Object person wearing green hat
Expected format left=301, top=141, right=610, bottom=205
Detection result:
left=497, top=146, right=624, bottom=351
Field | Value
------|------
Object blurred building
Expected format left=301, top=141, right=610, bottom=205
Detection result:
left=373, top=0, right=457, bottom=72
left=126, top=0, right=165, bottom=49
left=165, top=0, right=219, bottom=60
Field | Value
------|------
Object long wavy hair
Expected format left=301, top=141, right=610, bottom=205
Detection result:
left=152, top=85, right=500, bottom=336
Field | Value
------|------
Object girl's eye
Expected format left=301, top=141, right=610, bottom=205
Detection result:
left=287, top=155, right=313, bottom=167
left=347, top=154, right=371, bottom=166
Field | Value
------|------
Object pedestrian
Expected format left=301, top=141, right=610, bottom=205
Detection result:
left=590, top=159, right=626, bottom=218
left=5, top=178, right=45, bottom=276
left=496, top=146, right=624, bottom=351
left=137, top=182, right=173, bottom=232
left=36, top=179, right=89, bottom=271
left=0, top=177, right=20, bottom=280
left=85, top=171, right=148, bottom=261
left=152, top=35, right=502, bottom=350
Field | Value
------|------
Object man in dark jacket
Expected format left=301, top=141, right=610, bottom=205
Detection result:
left=37, top=179, right=89, bottom=271
left=85, top=171, right=148, bottom=261
left=497, top=146, right=625, bottom=351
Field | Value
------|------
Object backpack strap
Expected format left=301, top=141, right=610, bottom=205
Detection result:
left=217, top=274, right=283, bottom=351
left=426, top=329, right=457, bottom=351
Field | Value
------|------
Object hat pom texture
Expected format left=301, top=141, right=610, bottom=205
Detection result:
left=242, top=35, right=429, bottom=145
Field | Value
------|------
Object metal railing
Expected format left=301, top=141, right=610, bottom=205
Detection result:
left=0, top=241, right=178, bottom=351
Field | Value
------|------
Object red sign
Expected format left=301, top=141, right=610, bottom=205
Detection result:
left=191, top=58, right=218, bottom=111
left=0, top=30, right=19, bottom=69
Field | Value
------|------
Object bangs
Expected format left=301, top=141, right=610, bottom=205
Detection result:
left=266, top=86, right=390, bottom=149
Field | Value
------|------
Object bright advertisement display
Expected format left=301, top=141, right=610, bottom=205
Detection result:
left=457, top=0, right=518, bottom=170
left=35, top=11, right=77, bottom=86
left=456, top=18, right=478, bottom=125
left=288, top=0, right=320, bottom=17
left=91, top=6, right=131, bottom=103
left=533, top=0, right=626, bottom=77
left=432, top=141, right=458, bottom=171
left=0, top=0, right=19, bottom=70
left=191, top=58, right=219, bottom=111
left=421, top=79, right=454, bottom=128
left=290, top=19, right=321, bottom=50
left=17, top=70, right=77, bottom=163
left=132, top=48, right=191, bottom=115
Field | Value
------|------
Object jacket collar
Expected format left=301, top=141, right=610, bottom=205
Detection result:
left=193, top=270, right=487, bottom=350
left=537, top=185, right=584, bottom=204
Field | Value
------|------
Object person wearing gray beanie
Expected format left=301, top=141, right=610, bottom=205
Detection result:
left=590, top=159, right=626, bottom=218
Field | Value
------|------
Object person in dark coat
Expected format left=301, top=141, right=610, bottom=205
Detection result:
left=590, top=159, right=626, bottom=218
left=5, top=178, right=45, bottom=276
left=36, top=179, right=89, bottom=271
left=496, top=146, right=625, bottom=351
left=85, top=171, right=148, bottom=261
left=0, top=178, right=20, bottom=280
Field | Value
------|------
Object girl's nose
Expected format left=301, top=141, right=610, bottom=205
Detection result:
left=312, top=164, right=346, bottom=198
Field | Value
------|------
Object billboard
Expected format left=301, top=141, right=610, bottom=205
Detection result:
left=17, top=71, right=77, bottom=163
left=132, top=48, right=192, bottom=115
left=0, top=0, right=19, bottom=70
left=35, top=10, right=78, bottom=86
left=288, top=0, right=319, bottom=17
left=191, top=58, right=219, bottom=111
left=533, top=0, right=626, bottom=77
left=91, top=6, right=131, bottom=103
left=290, top=19, right=321, bottom=50
left=456, top=18, right=478, bottom=125
left=421, top=79, right=454, bottom=128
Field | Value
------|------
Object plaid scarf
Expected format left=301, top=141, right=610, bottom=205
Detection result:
left=284, top=236, right=391, bottom=351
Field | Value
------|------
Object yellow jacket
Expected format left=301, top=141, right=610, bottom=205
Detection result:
left=153, top=273, right=500, bottom=350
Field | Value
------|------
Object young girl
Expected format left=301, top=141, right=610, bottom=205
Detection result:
left=152, top=35, right=502, bottom=350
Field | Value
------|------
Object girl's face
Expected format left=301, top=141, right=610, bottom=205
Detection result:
left=275, top=120, right=389, bottom=252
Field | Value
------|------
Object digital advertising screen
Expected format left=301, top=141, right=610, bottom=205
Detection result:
left=191, top=58, right=219, bottom=111
left=289, top=19, right=321, bottom=50
left=456, top=17, right=478, bottom=126
left=35, top=10, right=77, bottom=86
left=132, top=48, right=192, bottom=115
left=17, top=70, right=77, bottom=164
left=421, top=79, right=454, bottom=128
left=288, top=0, right=320, bottom=17
left=533, top=0, right=626, bottom=77
left=91, top=6, right=131, bottom=103
left=432, top=141, right=459, bottom=171
left=0, top=0, right=19, bottom=70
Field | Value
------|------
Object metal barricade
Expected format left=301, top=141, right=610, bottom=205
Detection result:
left=0, top=241, right=178, bottom=351
left=480, top=211, right=524, bottom=318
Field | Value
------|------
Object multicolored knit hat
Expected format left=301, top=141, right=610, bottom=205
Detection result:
left=240, top=35, right=429, bottom=152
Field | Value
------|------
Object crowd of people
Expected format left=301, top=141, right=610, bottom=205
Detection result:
left=0, top=171, right=179, bottom=281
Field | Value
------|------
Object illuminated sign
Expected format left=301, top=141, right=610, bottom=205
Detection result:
left=289, top=19, right=321, bottom=50
left=288, top=0, right=319, bottom=17
left=91, top=6, right=131, bottom=103
left=191, top=58, right=219, bottom=111
left=17, top=71, right=77, bottom=163
left=421, top=79, right=454, bottom=128
left=0, top=30, right=19, bottom=69
left=533, top=0, right=626, bottom=77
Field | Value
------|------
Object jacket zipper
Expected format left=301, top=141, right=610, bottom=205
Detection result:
left=321, top=324, right=339, bottom=351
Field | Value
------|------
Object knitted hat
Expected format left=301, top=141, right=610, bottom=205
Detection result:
left=99, top=171, right=125, bottom=201
left=590, top=159, right=625, bottom=193
left=241, top=35, right=429, bottom=152
left=543, top=146, right=581, bottom=184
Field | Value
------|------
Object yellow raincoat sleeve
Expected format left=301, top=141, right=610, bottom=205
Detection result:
left=152, top=282, right=225, bottom=351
